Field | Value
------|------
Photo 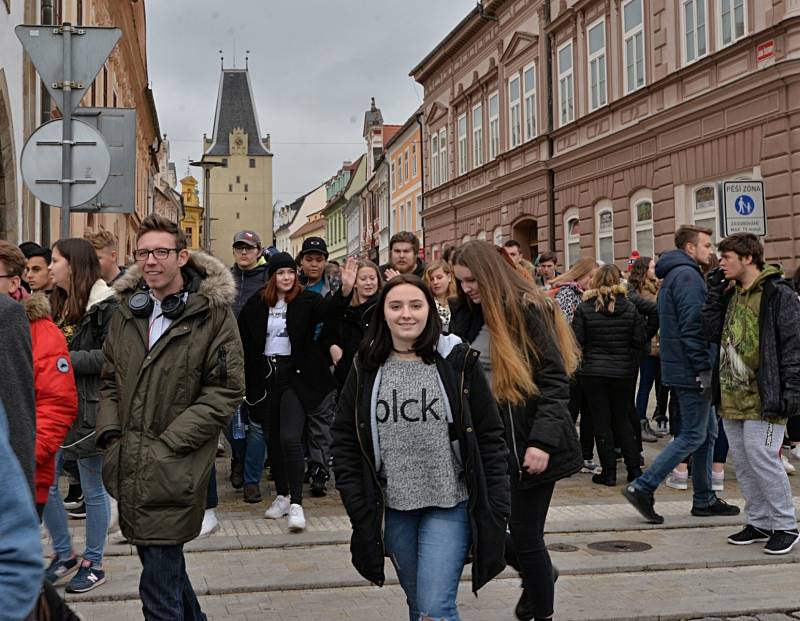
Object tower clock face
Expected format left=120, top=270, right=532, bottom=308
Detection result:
left=234, top=137, right=244, bottom=147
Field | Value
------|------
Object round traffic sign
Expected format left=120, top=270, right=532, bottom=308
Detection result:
left=20, top=119, right=111, bottom=208
left=734, top=194, right=756, bottom=216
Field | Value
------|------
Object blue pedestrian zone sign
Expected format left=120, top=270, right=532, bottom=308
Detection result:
left=721, top=181, right=766, bottom=236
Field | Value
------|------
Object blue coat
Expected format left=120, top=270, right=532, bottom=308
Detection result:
left=655, top=249, right=712, bottom=387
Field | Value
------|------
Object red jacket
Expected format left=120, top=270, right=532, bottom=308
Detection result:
left=23, top=295, right=78, bottom=504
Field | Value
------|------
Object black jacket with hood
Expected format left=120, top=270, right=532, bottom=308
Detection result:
left=319, top=294, right=379, bottom=391
left=231, top=257, right=269, bottom=318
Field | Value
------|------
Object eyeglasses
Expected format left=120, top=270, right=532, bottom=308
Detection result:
left=233, top=245, right=257, bottom=253
left=134, top=248, right=178, bottom=262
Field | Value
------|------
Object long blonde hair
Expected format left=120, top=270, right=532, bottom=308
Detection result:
left=452, top=241, right=580, bottom=405
left=423, top=259, right=457, bottom=300
left=352, top=260, right=383, bottom=306
left=550, top=257, right=597, bottom=288
left=585, top=264, right=626, bottom=313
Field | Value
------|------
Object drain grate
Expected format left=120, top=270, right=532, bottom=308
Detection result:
left=547, top=543, right=579, bottom=553
left=587, top=540, right=652, bottom=553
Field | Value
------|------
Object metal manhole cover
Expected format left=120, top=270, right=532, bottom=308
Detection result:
left=547, top=543, right=579, bottom=553
left=587, top=540, right=652, bottom=553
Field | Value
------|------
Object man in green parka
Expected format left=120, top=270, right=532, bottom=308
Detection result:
left=97, top=214, right=244, bottom=620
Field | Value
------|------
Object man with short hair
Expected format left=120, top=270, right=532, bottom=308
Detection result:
left=97, top=214, right=244, bottom=619
left=503, top=240, right=536, bottom=279
left=536, top=251, right=560, bottom=288
left=624, top=225, right=740, bottom=524
left=19, top=243, right=55, bottom=294
left=703, top=233, right=800, bottom=554
left=84, top=229, right=124, bottom=285
left=380, top=231, right=425, bottom=280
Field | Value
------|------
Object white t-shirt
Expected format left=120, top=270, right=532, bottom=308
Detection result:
left=264, top=299, right=291, bottom=356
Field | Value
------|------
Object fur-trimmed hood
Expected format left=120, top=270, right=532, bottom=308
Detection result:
left=582, top=283, right=628, bottom=302
left=113, top=251, right=236, bottom=309
left=21, top=292, right=52, bottom=322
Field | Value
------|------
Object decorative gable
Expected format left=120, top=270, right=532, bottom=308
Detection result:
left=500, top=31, right=539, bottom=65
left=426, top=102, right=449, bottom=126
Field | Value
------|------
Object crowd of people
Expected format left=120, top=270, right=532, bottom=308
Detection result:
left=1, top=217, right=799, bottom=621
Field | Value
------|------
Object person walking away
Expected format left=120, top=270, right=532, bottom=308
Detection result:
left=622, top=225, right=740, bottom=523
left=332, top=274, right=509, bottom=621
left=450, top=241, right=582, bottom=621
left=97, top=214, right=244, bottom=620
left=423, top=259, right=456, bottom=332
left=229, top=230, right=270, bottom=504
left=702, top=233, right=800, bottom=554
left=572, top=265, right=648, bottom=485
left=238, top=253, right=357, bottom=531
left=380, top=231, right=426, bottom=280
left=43, top=238, right=116, bottom=593
left=321, top=260, right=384, bottom=392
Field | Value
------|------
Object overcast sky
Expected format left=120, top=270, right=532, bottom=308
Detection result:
left=146, top=1, right=471, bottom=206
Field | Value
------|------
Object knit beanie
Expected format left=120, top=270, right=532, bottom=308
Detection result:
left=267, top=252, right=297, bottom=278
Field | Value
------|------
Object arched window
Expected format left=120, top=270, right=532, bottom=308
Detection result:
left=493, top=226, right=504, bottom=246
left=477, top=230, right=487, bottom=241
left=693, top=185, right=717, bottom=242
left=596, top=202, right=614, bottom=264
left=631, top=192, right=654, bottom=257
left=564, top=209, right=581, bottom=269
left=461, top=234, right=472, bottom=244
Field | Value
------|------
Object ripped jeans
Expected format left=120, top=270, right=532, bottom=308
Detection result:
left=384, top=501, right=470, bottom=621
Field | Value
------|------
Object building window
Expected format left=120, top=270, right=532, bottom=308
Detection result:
left=415, top=194, right=423, bottom=232
left=236, top=176, right=240, bottom=184
left=488, top=91, right=500, bottom=160
left=457, top=114, right=468, bottom=176
left=102, top=66, right=108, bottom=106
left=523, top=64, right=536, bottom=141
left=693, top=185, right=718, bottom=241
left=508, top=75, right=521, bottom=148
left=472, top=103, right=483, bottom=168
left=462, top=234, right=472, bottom=244
left=77, top=0, right=83, bottom=25
left=719, top=0, right=746, bottom=46
left=228, top=184, right=233, bottom=192
left=558, top=41, right=575, bottom=126
left=390, top=162, right=395, bottom=192
left=596, top=205, right=614, bottom=264
left=633, top=198, right=654, bottom=257
left=683, top=0, right=708, bottom=64
left=431, top=133, right=440, bottom=187
left=477, top=230, right=487, bottom=241
left=439, top=128, right=448, bottom=184
left=623, top=0, right=646, bottom=93
left=566, top=215, right=581, bottom=269
left=412, top=144, right=417, bottom=177
left=249, top=158, right=256, bottom=168
left=244, top=184, right=249, bottom=193
left=493, top=226, right=504, bottom=245
left=587, top=18, right=607, bottom=111
left=404, top=149, right=409, bottom=181
left=222, top=158, right=228, bottom=167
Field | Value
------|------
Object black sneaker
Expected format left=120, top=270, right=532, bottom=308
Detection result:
left=67, top=503, right=86, bottom=520
left=691, top=498, right=740, bottom=517
left=310, top=466, right=328, bottom=497
left=728, top=524, right=772, bottom=545
left=63, top=485, right=83, bottom=510
left=764, top=529, right=800, bottom=555
left=243, top=483, right=262, bottom=503
left=229, top=459, right=244, bottom=490
left=622, top=485, right=664, bottom=524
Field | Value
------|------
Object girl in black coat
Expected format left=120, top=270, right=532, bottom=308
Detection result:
left=572, top=265, right=648, bottom=486
left=238, top=253, right=357, bottom=532
left=449, top=241, right=581, bottom=621
left=331, top=275, right=509, bottom=620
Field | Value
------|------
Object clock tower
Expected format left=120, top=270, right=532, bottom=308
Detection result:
left=200, top=65, right=274, bottom=260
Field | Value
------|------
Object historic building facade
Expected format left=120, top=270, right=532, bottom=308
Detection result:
left=412, top=0, right=800, bottom=269
left=385, top=108, right=424, bottom=249
left=322, top=155, right=366, bottom=263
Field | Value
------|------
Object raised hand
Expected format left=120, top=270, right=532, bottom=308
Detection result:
left=340, top=256, right=358, bottom=296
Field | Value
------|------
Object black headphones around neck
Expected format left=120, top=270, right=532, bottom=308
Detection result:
left=129, top=270, right=197, bottom=319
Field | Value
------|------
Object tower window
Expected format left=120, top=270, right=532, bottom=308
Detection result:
left=249, top=159, right=256, bottom=168
left=236, top=176, right=241, bottom=184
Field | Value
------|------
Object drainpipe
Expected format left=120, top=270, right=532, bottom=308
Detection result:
left=544, top=1, right=556, bottom=253
left=416, top=111, right=425, bottom=255
left=39, top=0, right=54, bottom=246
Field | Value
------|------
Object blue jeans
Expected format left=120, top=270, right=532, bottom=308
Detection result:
left=44, top=450, right=110, bottom=566
left=635, top=356, right=659, bottom=421
left=244, top=421, right=266, bottom=485
left=137, top=544, right=206, bottom=621
left=634, top=386, right=717, bottom=508
left=384, top=502, right=470, bottom=621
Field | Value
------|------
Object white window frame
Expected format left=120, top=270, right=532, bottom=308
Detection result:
left=472, top=102, right=484, bottom=169
left=404, top=149, right=409, bottom=182
left=587, top=17, right=607, bottom=112
left=631, top=191, right=655, bottom=257
left=493, top=226, right=504, bottom=245
left=415, top=193, right=423, bottom=233
left=523, top=63, right=537, bottom=141
left=718, top=0, right=747, bottom=48
left=439, top=127, right=448, bottom=184
left=692, top=183, right=719, bottom=241
left=508, top=75, right=522, bottom=148
left=488, top=91, right=500, bottom=160
left=564, top=209, right=581, bottom=269
left=595, top=201, right=614, bottom=265
left=431, top=132, right=439, bottom=188
left=412, top=143, right=417, bottom=177
left=390, top=162, right=396, bottom=192
left=457, top=114, right=468, bottom=176
left=622, top=0, right=646, bottom=94
left=557, top=40, right=575, bottom=127
left=682, top=0, right=709, bottom=65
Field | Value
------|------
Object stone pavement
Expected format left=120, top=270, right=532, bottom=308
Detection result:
left=57, top=437, right=800, bottom=620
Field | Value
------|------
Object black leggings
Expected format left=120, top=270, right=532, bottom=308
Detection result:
left=266, top=358, right=307, bottom=505
left=581, top=375, right=640, bottom=471
left=507, top=481, right=556, bottom=619
left=569, top=377, right=594, bottom=461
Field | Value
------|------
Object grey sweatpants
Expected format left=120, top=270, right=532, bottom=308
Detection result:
left=723, top=418, right=797, bottom=531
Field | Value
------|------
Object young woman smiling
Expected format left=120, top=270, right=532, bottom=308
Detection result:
left=237, top=252, right=357, bottom=532
left=332, top=274, right=509, bottom=621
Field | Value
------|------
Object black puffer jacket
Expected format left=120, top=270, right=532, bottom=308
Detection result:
left=331, top=338, right=509, bottom=593
left=572, top=286, right=647, bottom=378
left=319, top=295, right=378, bottom=391
left=231, top=260, right=269, bottom=318
left=449, top=298, right=582, bottom=488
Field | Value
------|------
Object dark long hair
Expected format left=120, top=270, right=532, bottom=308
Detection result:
left=50, top=238, right=101, bottom=325
left=358, top=274, right=442, bottom=370
left=627, top=256, right=653, bottom=293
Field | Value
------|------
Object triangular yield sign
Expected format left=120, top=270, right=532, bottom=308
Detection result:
left=15, top=24, right=122, bottom=114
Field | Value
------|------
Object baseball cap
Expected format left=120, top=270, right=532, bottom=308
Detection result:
left=233, top=230, right=261, bottom=247
left=297, top=236, right=329, bottom=260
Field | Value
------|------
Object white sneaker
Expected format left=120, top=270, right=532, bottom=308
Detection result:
left=790, top=446, right=800, bottom=461
left=197, top=508, right=220, bottom=538
left=264, top=495, right=290, bottom=519
left=782, top=454, right=796, bottom=475
left=107, top=497, right=119, bottom=534
left=666, top=471, right=689, bottom=490
left=288, top=503, right=306, bottom=532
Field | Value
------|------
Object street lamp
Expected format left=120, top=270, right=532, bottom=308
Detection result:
left=189, top=159, right=224, bottom=253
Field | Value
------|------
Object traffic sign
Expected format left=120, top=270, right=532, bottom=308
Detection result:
left=721, top=180, right=766, bottom=236
left=20, top=119, right=111, bottom=208
left=15, top=24, right=122, bottom=114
